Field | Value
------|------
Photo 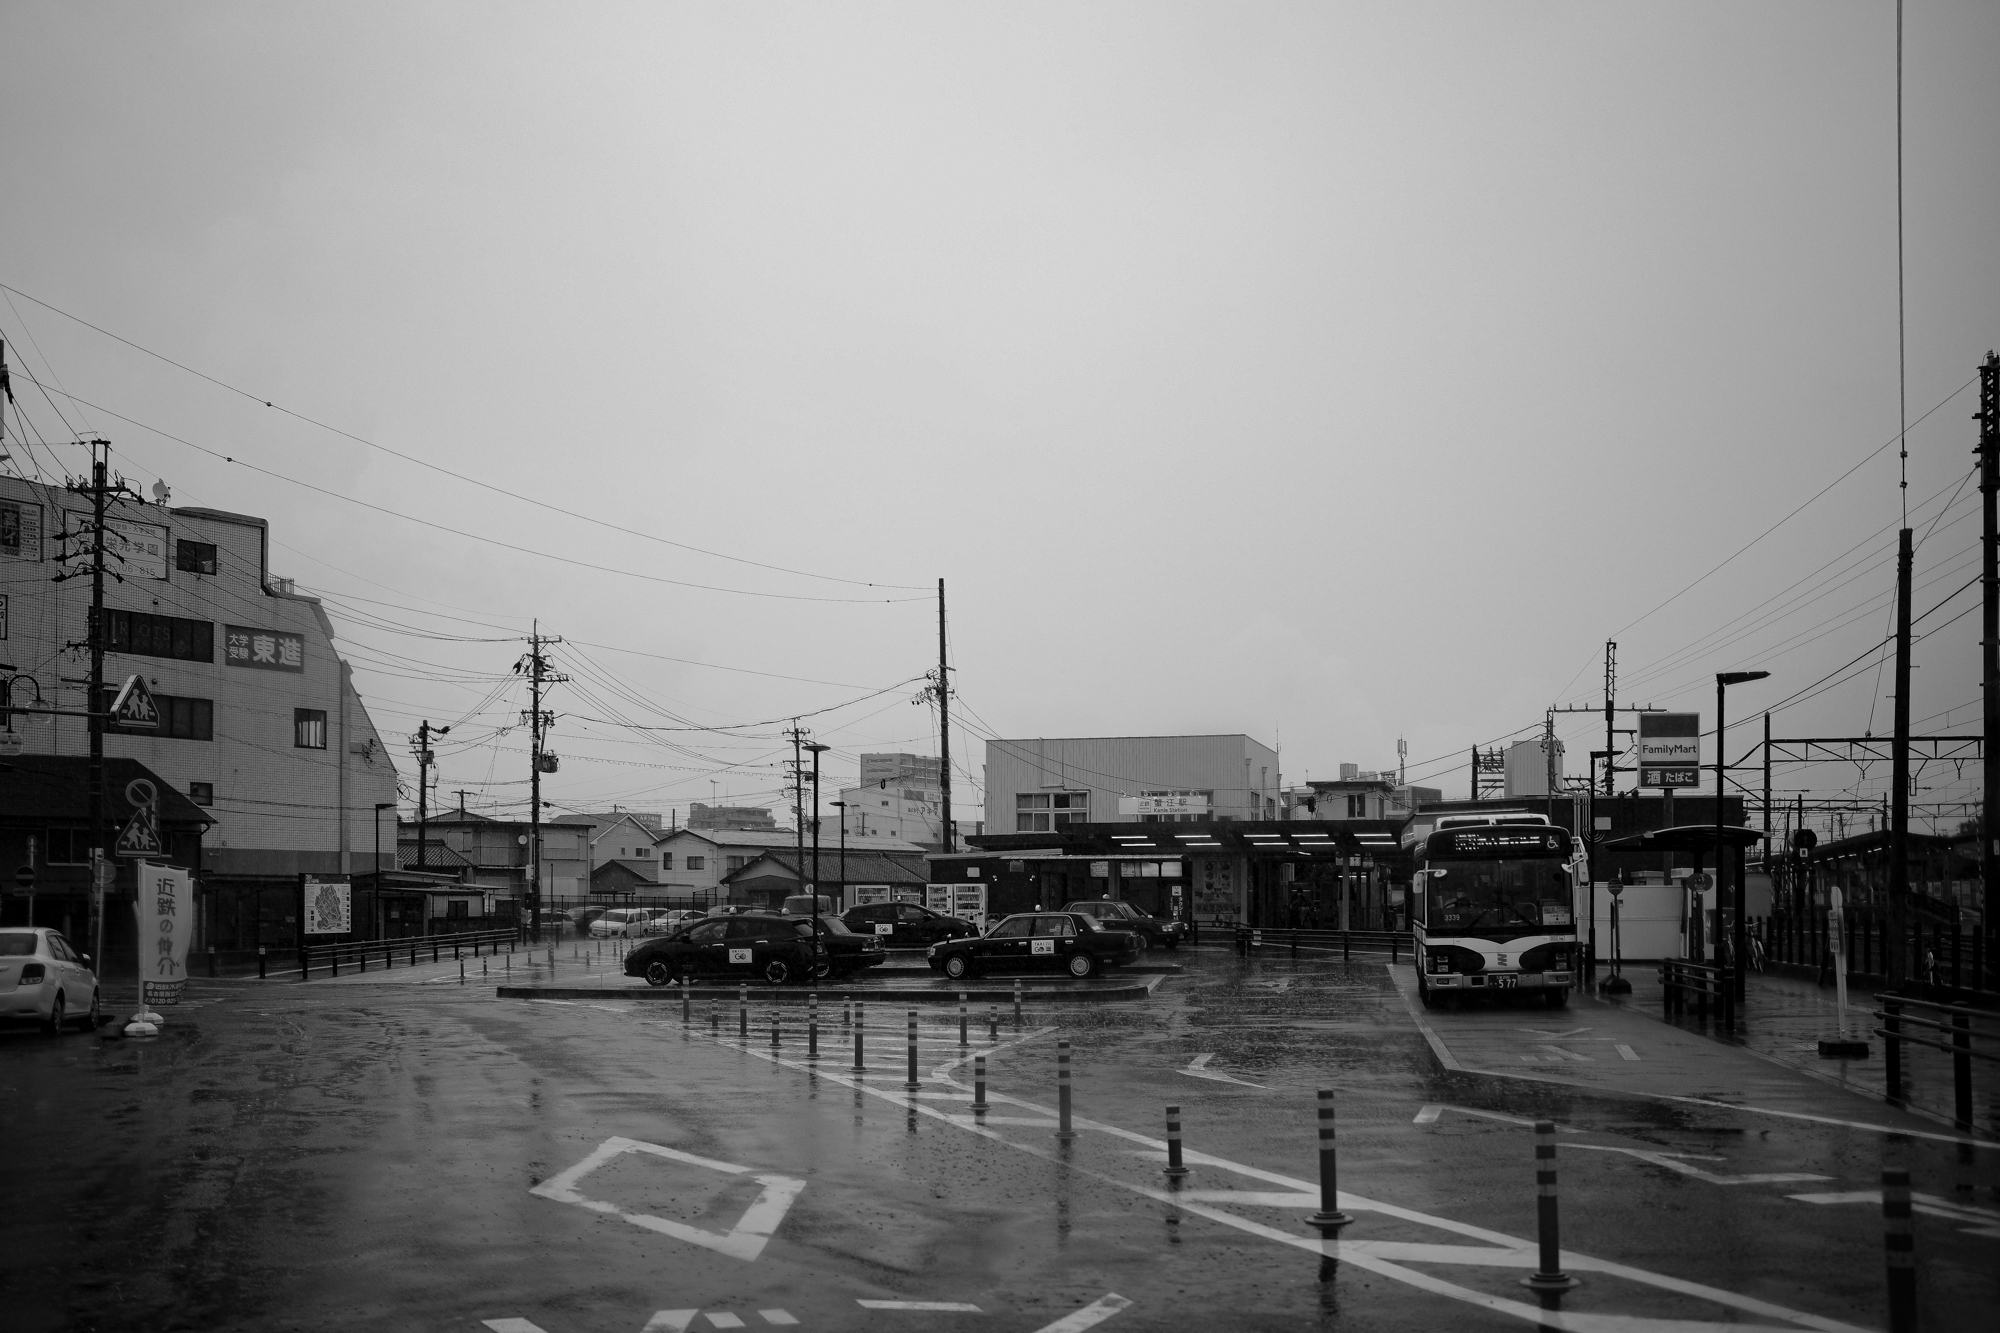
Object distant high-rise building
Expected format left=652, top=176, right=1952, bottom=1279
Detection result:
left=859, top=753, right=942, bottom=790
left=688, top=803, right=780, bottom=831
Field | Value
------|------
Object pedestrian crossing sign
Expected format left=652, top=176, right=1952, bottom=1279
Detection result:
left=109, top=674, right=160, bottom=729
left=115, top=805, right=162, bottom=857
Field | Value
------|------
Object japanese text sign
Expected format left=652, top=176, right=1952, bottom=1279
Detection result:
left=224, top=624, right=306, bottom=672
left=136, top=862, right=192, bottom=1004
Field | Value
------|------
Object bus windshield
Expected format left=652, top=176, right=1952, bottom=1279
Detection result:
left=1426, top=859, right=1573, bottom=933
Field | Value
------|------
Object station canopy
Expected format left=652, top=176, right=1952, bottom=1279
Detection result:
left=1600, top=824, right=1766, bottom=853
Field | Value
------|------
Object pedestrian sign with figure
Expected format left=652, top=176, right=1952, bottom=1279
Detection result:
left=115, top=776, right=163, bottom=857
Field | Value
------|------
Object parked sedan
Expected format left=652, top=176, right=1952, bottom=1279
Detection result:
left=0, top=927, right=100, bottom=1032
left=926, top=912, right=1140, bottom=981
left=1061, top=899, right=1185, bottom=950
left=840, top=901, right=979, bottom=948
left=625, top=912, right=885, bottom=986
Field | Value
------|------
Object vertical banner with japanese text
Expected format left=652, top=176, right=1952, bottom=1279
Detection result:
left=134, top=862, right=193, bottom=1004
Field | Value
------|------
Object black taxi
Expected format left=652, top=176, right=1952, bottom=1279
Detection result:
left=924, top=911, right=1140, bottom=980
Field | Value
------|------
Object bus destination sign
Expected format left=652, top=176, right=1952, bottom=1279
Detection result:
left=1433, top=828, right=1569, bottom=857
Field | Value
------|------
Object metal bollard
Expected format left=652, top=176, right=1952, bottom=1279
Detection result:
left=843, top=995, right=852, bottom=1027
left=808, top=993, right=819, bottom=1060
left=1290, top=932, right=1298, bottom=960
left=771, top=1004, right=781, bottom=1049
left=989, top=1005, right=999, bottom=1042
left=330, top=951, right=338, bottom=978
left=710, top=1008, right=719, bottom=1036
left=411, top=940, right=418, bottom=966
left=853, top=1001, right=867, bottom=1072
left=506, top=955, right=510, bottom=975
left=258, top=946, right=267, bottom=980
left=1307, top=1089, right=1353, bottom=1234
left=1883, top=995, right=1904, bottom=1106
left=959, top=993, right=970, bottom=1047
left=1883, top=1167, right=1916, bottom=1333
left=905, top=1009, right=921, bottom=1091
left=681, top=980, right=691, bottom=1027
left=740, top=984, right=749, bottom=1041
left=482, top=958, right=488, bottom=976
left=1165, top=1105, right=1190, bottom=1178
left=459, top=959, right=465, bottom=985
left=1056, top=1039, right=1074, bottom=1140
left=208, top=945, right=218, bottom=978
left=972, top=1054, right=989, bottom=1114
left=1523, top=1120, right=1576, bottom=1290
left=1013, top=978, right=1023, bottom=1028
left=1951, top=1003, right=1974, bottom=1131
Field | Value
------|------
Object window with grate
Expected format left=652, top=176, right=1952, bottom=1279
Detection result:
left=294, top=708, right=328, bottom=749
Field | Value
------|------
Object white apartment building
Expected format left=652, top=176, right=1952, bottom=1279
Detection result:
left=982, top=735, right=1282, bottom=831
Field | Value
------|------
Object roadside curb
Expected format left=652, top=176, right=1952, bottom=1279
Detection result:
left=496, top=976, right=1163, bottom=1004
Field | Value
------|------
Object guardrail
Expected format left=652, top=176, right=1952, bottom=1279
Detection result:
left=1231, top=925, right=1407, bottom=963
left=1661, top=959, right=1735, bottom=1029
left=1873, top=993, right=2000, bottom=1132
left=300, top=925, right=521, bottom=980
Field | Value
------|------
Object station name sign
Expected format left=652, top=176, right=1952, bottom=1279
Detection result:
left=1637, top=712, right=1700, bottom=789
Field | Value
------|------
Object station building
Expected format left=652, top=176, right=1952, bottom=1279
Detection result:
left=982, top=734, right=1284, bottom=831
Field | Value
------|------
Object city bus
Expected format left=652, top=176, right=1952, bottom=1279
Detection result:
left=1404, top=813, right=1583, bottom=1009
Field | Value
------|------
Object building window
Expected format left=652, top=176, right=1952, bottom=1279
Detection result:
left=99, top=689, right=214, bottom=741
left=1016, top=791, right=1088, bottom=831
left=46, top=829, right=88, bottom=864
left=662, top=854, right=673, bottom=871
left=685, top=856, right=705, bottom=870
left=446, top=900, right=469, bottom=920
left=175, top=540, right=218, bottom=575
left=295, top=708, right=328, bottom=749
left=1347, top=794, right=1367, bottom=818
left=188, top=782, right=213, bottom=806
left=726, top=855, right=749, bottom=871
left=94, top=609, right=215, bottom=663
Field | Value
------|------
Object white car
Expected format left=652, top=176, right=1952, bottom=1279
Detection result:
left=589, top=908, right=660, bottom=938
left=0, top=927, right=101, bottom=1032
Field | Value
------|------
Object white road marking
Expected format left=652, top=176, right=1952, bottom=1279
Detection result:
left=757, top=1314, right=798, bottom=1327
left=566, top=993, right=1871, bottom=1333
left=1178, top=1052, right=1270, bottom=1089
left=483, top=1321, right=549, bottom=1333
left=530, top=1136, right=805, bottom=1261
left=856, top=1300, right=985, bottom=1311
left=1616, top=1044, right=1640, bottom=1061
left=1565, top=1144, right=1831, bottom=1187
left=705, top=1315, right=745, bottom=1330
left=1538, top=1045, right=1593, bottom=1062
left=1517, top=1027, right=1593, bottom=1038
left=1789, top=1190, right=2000, bottom=1238
left=641, top=1313, right=698, bottom=1333
left=1029, top=1294, right=1133, bottom=1333
left=1173, top=1189, right=1320, bottom=1207
left=1412, top=1104, right=1444, bottom=1124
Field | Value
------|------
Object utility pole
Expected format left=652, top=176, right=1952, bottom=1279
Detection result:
left=1604, top=642, right=1617, bottom=794
left=1978, top=349, right=1998, bottom=988
left=937, top=579, right=953, bottom=855
left=413, top=721, right=446, bottom=876
left=55, top=440, right=138, bottom=968
left=518, top=624, right=566, bottom=945
left=1888, top=526, right=1914, bottom=987
left=786, top=722, right=806, bottom=905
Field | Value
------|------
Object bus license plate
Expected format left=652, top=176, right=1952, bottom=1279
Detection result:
left=1493, top=975, right=1518, bottom=989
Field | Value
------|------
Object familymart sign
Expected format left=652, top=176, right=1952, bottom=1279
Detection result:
left=1637, top=712, right=1700, bottom=788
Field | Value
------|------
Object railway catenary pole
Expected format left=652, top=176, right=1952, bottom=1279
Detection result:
left=1978, top=351, right=1998, bottom=986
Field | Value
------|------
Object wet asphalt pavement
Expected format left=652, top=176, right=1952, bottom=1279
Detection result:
left=3, top=947, right=1996, bottom=1333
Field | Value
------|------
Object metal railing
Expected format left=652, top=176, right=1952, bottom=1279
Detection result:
left=1231, top=925, right=1407, bottom=964
left=300, top=925, right=521, bottom=979
left=1661, top=959, right=1735, bottom=1029
left=1873, top=993, right=2000, bottom=1132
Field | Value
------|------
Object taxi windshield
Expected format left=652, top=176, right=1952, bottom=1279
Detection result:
left=1427, top=859, right=1571, bottom=931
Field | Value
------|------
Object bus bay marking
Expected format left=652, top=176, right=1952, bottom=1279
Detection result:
left=529, top=1136, right=805, bottom=1261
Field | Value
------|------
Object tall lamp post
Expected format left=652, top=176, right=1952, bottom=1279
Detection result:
left=805, top=741, right=831, bottom=978
left=829, top=800, right=849, bottom=907
left=373, top=801, right=395, bottom=939
left=1718, top=670, right=1770, bottom=1001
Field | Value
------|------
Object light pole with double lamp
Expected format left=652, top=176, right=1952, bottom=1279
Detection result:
left=1717, top=670, right=1770, bottom=1001
left=805, top=741, right=831, bottom=978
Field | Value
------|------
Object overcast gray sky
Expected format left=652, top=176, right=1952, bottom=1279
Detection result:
left=4, top=2, right=1996, bottom=831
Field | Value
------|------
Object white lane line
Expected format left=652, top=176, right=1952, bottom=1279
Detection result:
left=641, top=1313, right=698, bottom=1333
left=1616, top=1044, right=1640, bottom=1061
left=1789, top=1190, right=2000, bottom=1238
left=1565, top=1144, right=1830, bottom=1187
left=856, top=1300, right=985, bottom=1311
left=482, top=1321, right=549, bottom=1333
left=1029, top=1294, right=1134, bottom=1333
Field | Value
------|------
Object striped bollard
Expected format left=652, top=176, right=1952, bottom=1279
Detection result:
left=904, top=1009, right=921, bottom=1091
left=852, top=1001, right=867, bottom=1072
left=710, top=1008, right=719, bottom=1036
left=739, top=984, right=749, bottom=1041
left=843, top=995, right=852, bottom=1028
left=808, top=993, right=819, bottom=1061
left=959, top=994, right=970, bottom=1047
left=972, top=1054, right=989, bottom=1115
left=458, top=959, right=465, bottom=985
left=988, top=1005, right=999, bottom=1042
left=771, top=1003, right=781, bottom=1049
left=1165, top=1105, right=1190, bottom=1178
left=681, top=979, right=690, bottom=1026
left=1013, top=978, right=1023, bottom=1028
left=1522, top=1120, right=1576, bottom=1290
left=1884, top=1168, right=1915, bottom=1333
left=1307, top=1090, right=1353, bottom=1234
left=1056, top=1039, right=1074, bottom=1140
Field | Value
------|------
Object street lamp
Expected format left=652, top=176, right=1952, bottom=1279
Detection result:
left=1718, top=670, right=1770, bottom=1000
left=805, top=741, right=831, bottom=979
left=829, top=800, right=849, bottom=909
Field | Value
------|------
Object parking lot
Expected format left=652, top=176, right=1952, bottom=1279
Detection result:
left=3, top=944, right=1995, bottom=1332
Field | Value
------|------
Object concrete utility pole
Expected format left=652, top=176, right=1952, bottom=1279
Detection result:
left=1605, top=642, right=1617, bottom=794
left=937, top=579, right=953, bottom=855
left=1978, top=350, right=1998, bottom=986
left=786, top=722, right=806, bottom=906
left=1888, top=528, right=1914, bottom=987
left=413, top=721, right=446, bottom=877
left=519, top=625, right=566, bottom=945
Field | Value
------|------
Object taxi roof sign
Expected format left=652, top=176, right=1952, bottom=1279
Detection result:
left=109, top=674, right=161, bottom=729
